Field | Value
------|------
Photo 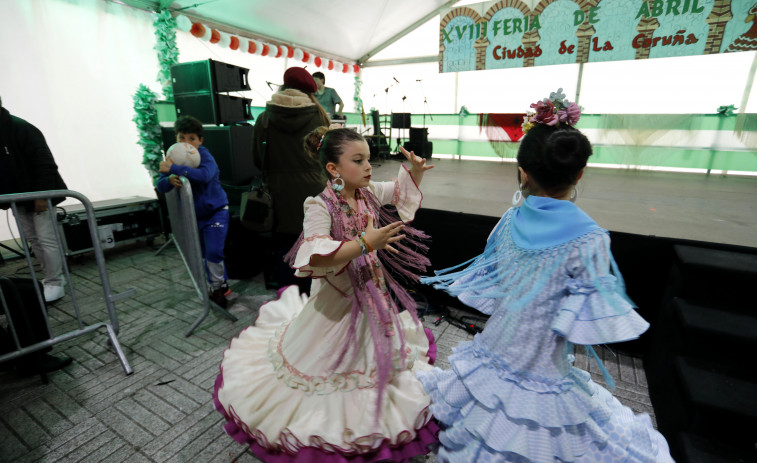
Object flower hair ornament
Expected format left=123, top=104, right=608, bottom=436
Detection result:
left=521, top=88, right=582, bottom=134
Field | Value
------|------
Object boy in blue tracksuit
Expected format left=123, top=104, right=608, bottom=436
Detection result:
left=156, top=116, right=231, bottom=308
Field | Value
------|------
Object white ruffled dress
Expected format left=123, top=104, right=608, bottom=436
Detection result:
left=214, top=167, right=438, bottom=462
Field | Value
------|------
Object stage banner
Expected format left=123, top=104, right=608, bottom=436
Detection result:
left=439, top=0, right=757, bottom=72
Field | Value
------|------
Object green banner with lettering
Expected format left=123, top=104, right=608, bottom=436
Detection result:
left=439, top=0, right=757, bottom=72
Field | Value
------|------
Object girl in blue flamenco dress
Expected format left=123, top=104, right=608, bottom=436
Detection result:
left=418, top=90, right=674, bottom=463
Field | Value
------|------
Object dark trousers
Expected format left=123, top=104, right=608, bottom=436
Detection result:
left=0, top=278, right=51, bottom=363
left=273, top=232, right=311, bottom=296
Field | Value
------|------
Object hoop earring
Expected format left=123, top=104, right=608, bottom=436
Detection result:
left=331, top=174, right=345, bottom=192
left=569, top=187, right=577, bottom=203
left=512, top=184, right=523, bottom=206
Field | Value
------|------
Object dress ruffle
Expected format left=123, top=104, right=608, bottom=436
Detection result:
left=418, top=342, right=671, bottom=463
left=214, top=286, right=439, bottom=462
left=552, top=276, right=650, bottom=345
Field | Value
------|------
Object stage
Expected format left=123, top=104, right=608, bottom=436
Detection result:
left=371, top=157, right=757, bottom=249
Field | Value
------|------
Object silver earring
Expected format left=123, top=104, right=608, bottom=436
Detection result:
left=512, top=184, right=523, bottom=206
left=569, top=187, right=577, bottom=203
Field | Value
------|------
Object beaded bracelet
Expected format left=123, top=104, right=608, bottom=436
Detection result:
left=360, top=232, right=374, bottom=253
left=356, top=236, right=368, bottom=255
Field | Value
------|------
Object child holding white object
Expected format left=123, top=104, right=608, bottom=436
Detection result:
left=214, top=127, right=439, bottom=462
left=418, top=90, right=674, bottom=463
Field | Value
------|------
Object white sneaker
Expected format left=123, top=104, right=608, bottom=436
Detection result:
left=43, top=284, right=65, bottom=302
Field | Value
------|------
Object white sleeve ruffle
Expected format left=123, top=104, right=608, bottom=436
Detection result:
left=369, top=164, right=423, bottom=222
left=293, top=197, right=348, bottom=278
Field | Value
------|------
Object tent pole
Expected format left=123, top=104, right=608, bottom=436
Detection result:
left=575, top=62, right=584, bottom=106
left=455, top=72, right=461, bottom=160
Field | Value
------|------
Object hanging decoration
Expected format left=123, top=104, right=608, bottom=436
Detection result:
left=152, top=9, right=179, bottom=99
left=179, top=18, right=359, bottom=73
left=132, top=84, right=164, bottom=186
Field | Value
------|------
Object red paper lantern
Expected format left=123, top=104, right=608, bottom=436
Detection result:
left=210, top=29, right=221, bottom=43
left=287, top=46, right=294, bottom=58
left=314, top=56, right=322, bottom=67
left=327, top=60, right=334, bottom=70
left=353, top=64, right=360, bottom=73
left=275, top=45, right=283, bottom=58
left=261, top=44, right=270, bottom=56
left=190, top=23, right=206, bottom=38
left=229, top=36, right=239, bottom=50
left=342, top=63, right=349, bottom=73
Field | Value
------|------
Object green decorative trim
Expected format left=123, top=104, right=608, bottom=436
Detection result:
left=353, top=75, right=364, bottom=114
left=132, top=85, right=163, bottom=186
left=153, top=9, right=179, bottom=100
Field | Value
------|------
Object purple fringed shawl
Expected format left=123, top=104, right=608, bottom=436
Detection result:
left=285, top=181, right=430, bottom=417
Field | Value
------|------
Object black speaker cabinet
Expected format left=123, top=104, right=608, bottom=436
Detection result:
left=171, top=59, right=250, bottom=94
left=161, top=125, right=258, bottom=186
left=403, top=141, right=433, bottom=159
left=391, top=113, right=411, bottom=129
left=409, top=127, right=428, bottom=143
left=174, top=93, right=252, bottom=125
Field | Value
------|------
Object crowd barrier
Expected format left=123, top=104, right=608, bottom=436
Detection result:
left=0, top=190, right=133, bottom=377
left=155, top=176, right=237, bottom=336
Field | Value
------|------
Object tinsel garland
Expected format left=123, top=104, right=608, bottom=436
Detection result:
left=353, top=75, right=364, bottom=114
left=132, top=84, right=163, bottom=185
left=153, top=9, right=179, bottom=99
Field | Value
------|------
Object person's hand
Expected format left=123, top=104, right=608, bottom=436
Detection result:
left=33, top=199, right=48, bottom=213
left=159, top=157, right=174, bottom=173
left=363, top=216, right=405, bottom=253
left=169, top=175, right=183, bottom=188
left=400, top=146, right=434, bottom=172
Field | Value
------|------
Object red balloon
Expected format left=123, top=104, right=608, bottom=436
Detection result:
left=303, top=51, right=310, bottom=62
left=314, top=56, right=322, bottom=67
left=342, top=63, right=349, bottom=73
left=229, top=36, right=239, bottom=50
left=210, top=29, right=221, bottom=43
left=248, top=41, right=256, bottom=54
left=190, top=23, right=206, bottom=38
left=275, top=45, right=283, bottom=58
left=327, top=60, right=334, bottom=70
left=287, top=46, right=294, bottom=58
left=353, top=64, right=360, bottom=73
left=261, top=44, right=270, bottom=56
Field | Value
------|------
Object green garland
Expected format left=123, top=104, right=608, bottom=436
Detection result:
left=153, top=9, right=179, bottom=99
left=132, top=84, right=163, bottom=185
left=133, top=9, right=179, bottom=185
left=353, top=75, right=364, bottom=114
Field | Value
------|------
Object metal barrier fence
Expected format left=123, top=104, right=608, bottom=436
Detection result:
left=154, top=177, right=237, bottom=336
left=0, top=190, right=133, bottom=376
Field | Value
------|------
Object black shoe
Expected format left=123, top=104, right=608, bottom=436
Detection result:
left=16, top=354, right=73, bottom=378
left=209, top=288, right=228, bottom=309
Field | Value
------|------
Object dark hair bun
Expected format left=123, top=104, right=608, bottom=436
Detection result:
left=516, top=124, right=592, bottom=190
left=303, top=126, right=329, bottom=159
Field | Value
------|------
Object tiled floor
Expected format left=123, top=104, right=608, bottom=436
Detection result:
left=0, top=239, right=656, bottom=462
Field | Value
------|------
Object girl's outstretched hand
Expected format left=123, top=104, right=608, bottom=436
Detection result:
left=400, top=146, right=434, bottom=172
left=364, top=216, right=405, bottom=254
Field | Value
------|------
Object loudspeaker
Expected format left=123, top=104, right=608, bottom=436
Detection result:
left=171, top=59, right=250, bottom=94
left=403, top=141, right=433, bottom=158
left=409, top=127, right=428, bottom=143
left=174, top=93, right=252, bottom=125
left=161, top=125, right=258, bottom=186
left=391, top=113, right=411, bottom=129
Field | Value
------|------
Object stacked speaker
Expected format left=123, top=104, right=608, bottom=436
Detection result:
left=168, top=59, right=257, bottom=187
left=405, top=127, right=433, bottom=159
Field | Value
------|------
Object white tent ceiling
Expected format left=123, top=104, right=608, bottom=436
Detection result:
left=122, top=0, right=457, bottom=63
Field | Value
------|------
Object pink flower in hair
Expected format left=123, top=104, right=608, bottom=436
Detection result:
left=530, top=99, right=556, bottom=125
left=563, top=102, right=581, bottom=125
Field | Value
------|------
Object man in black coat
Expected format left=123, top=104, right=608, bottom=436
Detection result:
left=0, top=97, right=68, bottom=302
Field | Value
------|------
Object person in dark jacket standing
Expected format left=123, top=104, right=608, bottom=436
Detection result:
left=0, top=97, right=68, bottom=302
left=252, top=67, right=330, bottom=294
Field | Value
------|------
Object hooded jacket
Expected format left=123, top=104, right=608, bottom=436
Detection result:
left=252, top=88, right=329, bottom=235
left=0, top=106, right=67, bottom=210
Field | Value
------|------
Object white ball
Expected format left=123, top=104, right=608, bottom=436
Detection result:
left=175, top=15, right=192, bottom=32
left=166, top=143, right=201, bottom=168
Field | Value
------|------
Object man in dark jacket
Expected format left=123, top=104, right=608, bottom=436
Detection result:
left=252, top=67, right=330, bottom=294
left=0, top=97, right=68, bottom=302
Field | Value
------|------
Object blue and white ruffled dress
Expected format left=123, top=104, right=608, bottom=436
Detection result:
left=418, top=196, right=674, bottom=463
